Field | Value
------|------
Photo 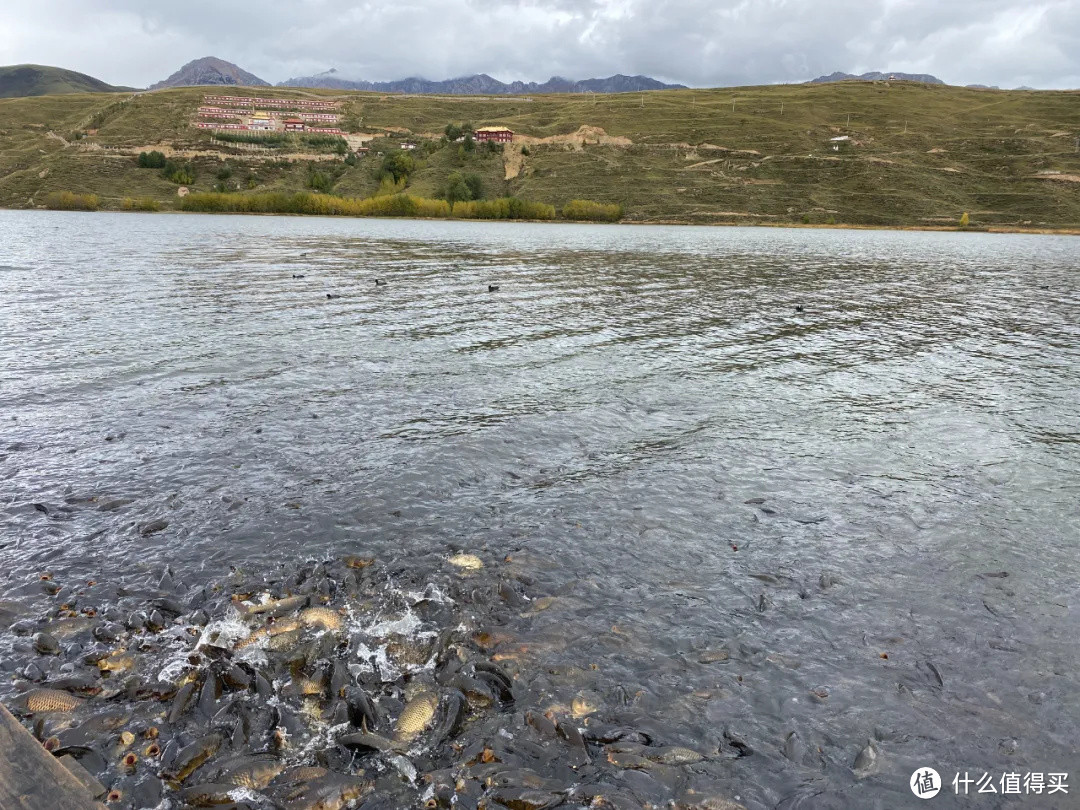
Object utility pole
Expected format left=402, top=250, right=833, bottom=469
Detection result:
left=732, top=97, right=736, bottom=113
left=780, top=101, right=784, bottom=116
left=846, top=112, right=851, bottom=126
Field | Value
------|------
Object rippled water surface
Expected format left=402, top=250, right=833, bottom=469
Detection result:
left=2, top=211, right=1079, bottom=808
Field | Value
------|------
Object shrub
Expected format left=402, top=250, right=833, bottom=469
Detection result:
left=177, top=191, right=555, bottom=221
left=121, top=197, right=160, bottom=212
left=162, top=160, right=195, bottom=185
left=137, top=150, right=167, bottom=169
left=43, top=191, right=100, bottom=211
left=561, top=199, right=624, bottom=222
left=520, top=145, right=530, bottom=156
left=959, top=212, right=970, bottom=227
left=216, top=164, right=233, bottom=181
left=451, top=197, right=556, bottom=220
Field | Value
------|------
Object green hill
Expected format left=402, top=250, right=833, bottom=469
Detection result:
left=0, top=64, right=131, bottom=98
left=1, top=81, right=1078, bottom=229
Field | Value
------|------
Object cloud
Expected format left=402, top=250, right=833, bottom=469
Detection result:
left=0, top=0, right=1077, bottom=88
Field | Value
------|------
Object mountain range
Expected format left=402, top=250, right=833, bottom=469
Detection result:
left=809, top=71, right=945, bottom=85
left=278, top=67, right=685, bottom=94
left=0, top=57, right=1055, bottom=100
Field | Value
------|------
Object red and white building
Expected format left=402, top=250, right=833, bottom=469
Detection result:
left=474, top=126, right=514, bottom=143
left=283, top=118, right=306, bottom=132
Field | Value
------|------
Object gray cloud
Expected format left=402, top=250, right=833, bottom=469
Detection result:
left=1, top=0, right=1077, bottom=88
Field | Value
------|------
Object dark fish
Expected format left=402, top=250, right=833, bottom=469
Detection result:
left=281, top=774, right=370, bottom=810
left=140, top=519, right=169, bottom=536
left=337, top=731, right=397, bottom=753
left=168, top=681, right=196, bottom=723
left=162, top=733, right=222, bottom=784
left=345, top=686, right=380, bottom=731
left=32, top=632, right=60, bottom=655
left=180, top=782, right=242, bottom=806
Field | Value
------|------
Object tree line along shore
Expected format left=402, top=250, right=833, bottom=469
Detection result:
left=1, top=81, right=1078, bottom=230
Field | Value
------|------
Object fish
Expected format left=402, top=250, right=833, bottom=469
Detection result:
left=649, top=746, right=704, bottom=765
left=448, top=553, right=483, bottom=571
left=162, top=733, right=223, bottom=785
left=219, top=753, right=284, bottom=789
left=239, top=595, right=308, bottom=617
left=395, top=691, right=438, bottom=740
left=180, top=783, right=242, bottom=807
left=337, top=731, right=397, bottom=753
left=20, top=688, right=83, bottom=713
left=97, top=654, right=135, bottom=673
left=32, top=632, right=60, bottom=655
left=299, top=607, right=342, bottom=632
left=853, top=741, right=879, bottom=777
left=168, top=682, right=196, bottom=723
left=282, top=774, right=370, bottom=810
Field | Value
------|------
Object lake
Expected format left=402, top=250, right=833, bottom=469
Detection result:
left=1, top=210, right=1078, bottom=809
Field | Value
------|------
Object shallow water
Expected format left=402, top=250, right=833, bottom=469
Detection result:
left=1, top=211, right=1079, bottom=808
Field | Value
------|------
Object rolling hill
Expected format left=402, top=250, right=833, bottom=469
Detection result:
left=0, top=64, right=129, bottom=98
left=0, top=81, right=1078, bottom=230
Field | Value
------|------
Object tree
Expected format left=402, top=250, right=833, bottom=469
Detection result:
left=379, top=152, right=416, bottom=184
left=959, top=212, right=970, bottom=227
left=462, top=134, right=476, bottom=153
left=138, top=150, right=167, bottom=169
left=443, top=171, right=471, bottom=203
left=463, top=172, right=484, bottom=200
left=445, top=123, right=462, bottom=141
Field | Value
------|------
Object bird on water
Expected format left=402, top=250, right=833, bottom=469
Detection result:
left=488, top=284, right=500, bottom=292
left=375, top=279, right=386, bottom=286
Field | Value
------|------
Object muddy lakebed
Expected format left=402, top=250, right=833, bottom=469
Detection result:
left=0, top=211, right=1078, bottom=809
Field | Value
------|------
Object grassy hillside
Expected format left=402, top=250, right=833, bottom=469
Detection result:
left=0, top=64, right=129, bottom=98
left=1, top=81, right=1078, bottom=229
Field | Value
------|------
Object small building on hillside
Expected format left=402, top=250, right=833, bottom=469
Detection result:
left=284, top=118, right=306, bottom=132
left=474, top=126, right=514, bottom=143
left=249, top=111, right=273, bottom=131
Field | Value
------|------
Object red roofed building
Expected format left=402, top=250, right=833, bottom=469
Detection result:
left=474, top=126, right=514, bottom=143
left=284, top=118, right=306, bottom=132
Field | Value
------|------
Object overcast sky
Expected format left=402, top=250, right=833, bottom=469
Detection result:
left=2, top=0, right=1078, bottom=89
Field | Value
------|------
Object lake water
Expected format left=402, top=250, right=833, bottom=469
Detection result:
left=1, top=211, right=1078, bottom=809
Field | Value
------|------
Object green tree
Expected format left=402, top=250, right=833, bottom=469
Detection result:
left=379, top=152, right=416, bottom=184
left=161, top=160, right=194, bottom=185
left=462, top=134, right=476, bottom=153
left=445, top=123, right=462, bottom=141
left=138, top=150, right=167, bottom=169
left=216, top=164, right=233, bottom=181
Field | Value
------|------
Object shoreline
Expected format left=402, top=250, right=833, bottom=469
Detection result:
left=6, top=205, right=1079, bottom=236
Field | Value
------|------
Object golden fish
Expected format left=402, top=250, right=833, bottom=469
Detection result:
left=299, top=607, right=342, bottom=632
left=22, top=688, right=83, bottom=713
left=448, top=553, right=483, bottom=570
left=394, top=692, right=438, bottom=740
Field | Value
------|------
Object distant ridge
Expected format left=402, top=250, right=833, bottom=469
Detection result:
left=278, top=70, right=686, bottom=94
left=0, top=64, right=130, bottom=98
left=150, top=57, right=269, bottom=90
left=809, top=71, right=945, bottom=85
